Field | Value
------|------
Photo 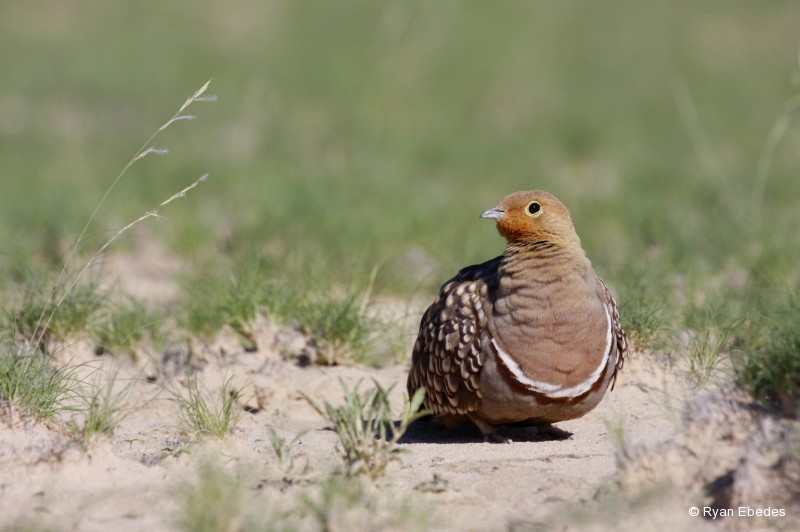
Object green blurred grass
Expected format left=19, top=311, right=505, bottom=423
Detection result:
left=1, top=0, right=799, bottom=349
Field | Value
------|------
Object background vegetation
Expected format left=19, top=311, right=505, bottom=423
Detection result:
left=1, top=1, right=799, bottom=404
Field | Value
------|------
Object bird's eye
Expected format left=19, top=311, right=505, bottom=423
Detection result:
left=526, top=202, right=541, bottom=216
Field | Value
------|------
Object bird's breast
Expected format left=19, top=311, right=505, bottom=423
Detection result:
left=487, top=274, right=612, bottom=399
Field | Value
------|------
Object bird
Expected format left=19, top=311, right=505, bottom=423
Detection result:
left=407, top=190, right=626, bottom=442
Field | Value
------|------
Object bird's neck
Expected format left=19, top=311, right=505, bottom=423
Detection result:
left=499, top=240, right=592, bottom=287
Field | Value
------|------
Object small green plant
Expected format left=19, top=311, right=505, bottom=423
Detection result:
left=616, top=263, right=671, bottom=350
left=294, top=270, right=383, bottom=366
left=266, top=427, right=308, bottom=478
left=180, top=263, right=270, bottom=351
left=93, top=297, right=163, bottom=356
left=78, top=368, right=140, bottom=443
left=4, top=272, right=106, bottom=353
left=619, top=293, right=668, bottom=351
left=0, top=347, right=82, bottom=421
left=179, top=270, right=230, bottom=340
left=682, top=302, right=743, bottom=383
left=160, top=436, right=193, bottom=460
left=300, top=474, right=430, bottom=531
left=170, top=371, right=243, bottom=438
left=295, top=295, right=374, bottom=365
left=684, top=322, right=742, bottom=384
left=176, top=459, right=251, bottom=532
left=737, top=291, right=800, bottom=417
left=300, top=475, right=368, bottom=531
left=302, top=380, right=428, bottom=479
left=178, top=259, right=384, bottom=362
left=178, top=256, right=302, bottom=350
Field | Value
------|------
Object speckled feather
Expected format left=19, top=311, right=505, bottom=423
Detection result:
left=407, top=257, right=500, bottom=416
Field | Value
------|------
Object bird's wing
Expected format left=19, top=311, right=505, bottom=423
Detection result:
left=598, top=277, right=627, bottom=390
left=407, top=258, right=500, bottom=416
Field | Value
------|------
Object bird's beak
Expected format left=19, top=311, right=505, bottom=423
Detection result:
left=480, top=207, right=504, bottom=220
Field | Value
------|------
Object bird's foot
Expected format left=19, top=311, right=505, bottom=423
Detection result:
left=483, top=433, right=513, bottom=444
left=472, top=418, right=512, bottom=444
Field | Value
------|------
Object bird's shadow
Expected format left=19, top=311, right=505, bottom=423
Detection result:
left=397, top=418, right=573, bottom=444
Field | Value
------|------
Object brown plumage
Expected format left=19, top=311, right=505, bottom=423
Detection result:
left=407, top=190, right=626, bottom=442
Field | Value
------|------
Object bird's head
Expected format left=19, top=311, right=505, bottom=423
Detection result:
left=480, top=190, right=581, bottom=248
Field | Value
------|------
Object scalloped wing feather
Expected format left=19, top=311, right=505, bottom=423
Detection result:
left=599, top=277, right=627, bottom=390
left=407, top=258, right=500, bottom=416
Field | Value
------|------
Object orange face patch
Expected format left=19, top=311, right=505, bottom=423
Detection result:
left=486, top=190, right=572, bottom=244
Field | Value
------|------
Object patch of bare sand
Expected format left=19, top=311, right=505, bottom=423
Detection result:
left=97, top=233, right=183, bottom=305
left=1, top=319, right=700, bottom=532
left=609, top=385, right=800, bottom=531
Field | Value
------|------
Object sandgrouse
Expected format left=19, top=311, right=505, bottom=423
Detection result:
left=407, top=190, right=626, bottom=442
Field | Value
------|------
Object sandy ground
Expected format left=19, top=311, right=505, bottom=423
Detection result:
left=1, top=256, right=797, bottom=531
left=0, top=333, right=696, bottom=531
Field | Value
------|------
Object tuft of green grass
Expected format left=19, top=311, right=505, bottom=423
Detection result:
left=179, top=259, right=387, bottom=364
left=179, top=258, right=297, bottom=351
left=684, top=319, right=743, bottom=384
left=299, top=476, right=369, bottom=531
left=176, top=459, right=252, bottom=532
left=615, top=263, right=672, bottom=351
left=677, top=294, right=744, bottom=383
left=295, top=291, right=378, bottom=366
left=77, top=368, right=140, bottom=444
left=179, top=270, right=231, bottom=340
left=292, top=267, right=385, bottom=366
left=737, top=290, right=800, bottom=417
left=620, top=298, right=667, bottom=352
left=93, top=297, right=164, bottom=356
left=300, top=475, right=430, bottom=531
left=4, top=272, right=106, bottom=353
left=176, top=457, right=302, bottom=532
left=302, top=380, right=427, bottom=479
left=0, top=346, right=82, bottom=421
left=170, top=371, right=243, bottom=438
left=266, top=427, right=308, bottom=478
left=176, top=457, right=425, bottom=532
